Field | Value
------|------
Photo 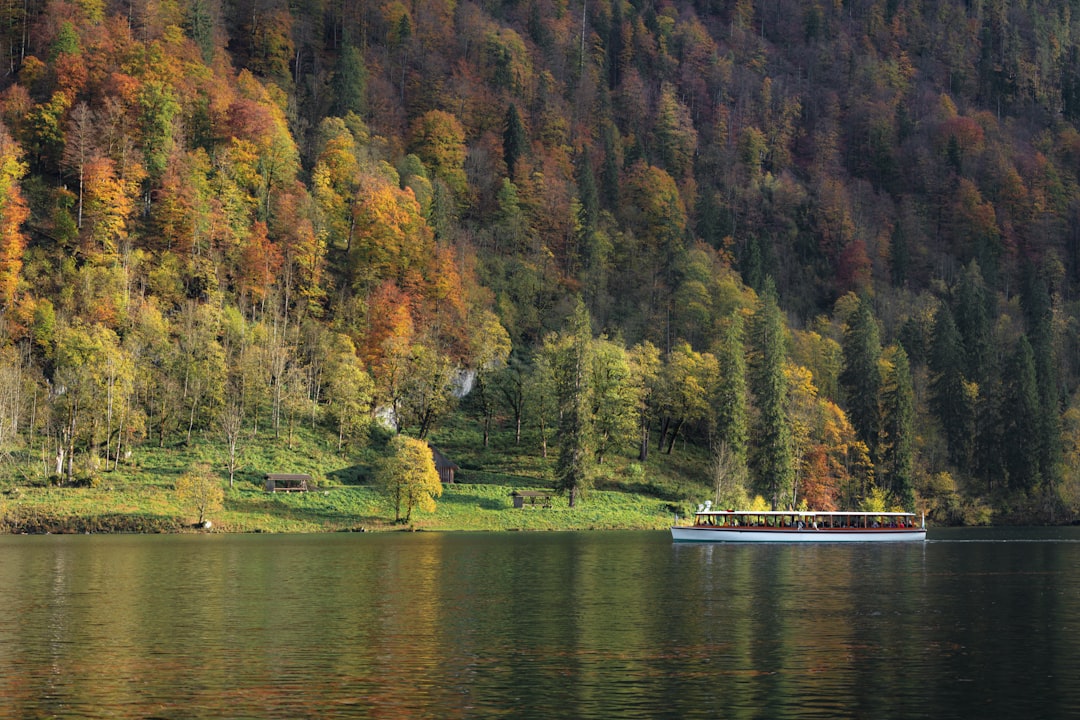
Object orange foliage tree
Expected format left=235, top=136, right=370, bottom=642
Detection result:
left=0, top=122, right=28, bottom=307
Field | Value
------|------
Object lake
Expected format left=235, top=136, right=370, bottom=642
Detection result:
left=1, top=527, right=1078, bottom=719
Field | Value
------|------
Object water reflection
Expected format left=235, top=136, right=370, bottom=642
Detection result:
left=0, top=530, right=1079, bottom=718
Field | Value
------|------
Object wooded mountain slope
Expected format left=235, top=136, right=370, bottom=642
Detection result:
left=0, top=0, right=1079, bottom=522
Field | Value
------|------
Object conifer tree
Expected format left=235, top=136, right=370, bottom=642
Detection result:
left=954, top=261, right=992, bottom=384
left=1002, top=336, right=1042, bottom=492
left=554, top=300, right=593, bottom=507
left=840, top=297, right=882, bottom=459
left=332, top=43, right=368, bottom=118
left=748, top=278, right=794, bottom=508
left=503, top=104, right=527, bottom=180
left=881, top=344, right=916, bottom=510
left=929, top=302, right=974, bottom=472
left=1020, top=264, right=1063, bottom=490
left=714, top=313, right=749, bottom=478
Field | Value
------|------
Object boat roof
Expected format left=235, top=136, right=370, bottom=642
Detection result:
left=695, top=509, right=917, bottom=517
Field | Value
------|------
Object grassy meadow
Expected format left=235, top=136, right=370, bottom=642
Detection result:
left=0, top=416, right=709, bottom=534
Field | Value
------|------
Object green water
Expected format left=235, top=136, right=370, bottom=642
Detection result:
left=1, top=528, right=1078, bottom=718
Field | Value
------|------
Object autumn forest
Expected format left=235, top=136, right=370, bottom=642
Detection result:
left=1, top=0, right=1079, bottom=523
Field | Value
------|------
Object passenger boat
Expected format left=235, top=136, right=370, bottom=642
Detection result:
left=670, top=503, right=926, bottom=543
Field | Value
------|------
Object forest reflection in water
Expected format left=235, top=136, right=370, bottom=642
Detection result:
left=0, top=528, right=1078, bottom=719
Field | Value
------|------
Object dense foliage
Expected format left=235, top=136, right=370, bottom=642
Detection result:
left=1, top=0, right=1080, bottom=522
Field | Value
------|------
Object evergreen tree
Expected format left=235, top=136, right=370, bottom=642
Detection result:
left=714, top=313, right=749, bottom=477
left=881, top=344, right=916, bottom=510
left=331, top=43, right=368, bottom=118
left=1002, top=336, right=1042, bottom=492
left=601, top=123, right=621, bottom=210
left=554, top=300, right=593, bottom=507
left=839, top=297, right=882, bottom=459
left=748, top=278, right=795, bottom=508
left=503, top=104, right=527, bottom=180
left=576, top=151, right=599, bottom=234
left=973, top=355, right=1007, bottom=493
left=929, top=303, right=975, bottom=472
left=1020, top=264, right=1063, bottom=490
left=954, top=261, right=992, bottom=384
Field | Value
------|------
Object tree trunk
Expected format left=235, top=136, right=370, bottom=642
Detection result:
left=665, top=418, right=684, bottom=454
left=638, top=416, right=650, bottom=462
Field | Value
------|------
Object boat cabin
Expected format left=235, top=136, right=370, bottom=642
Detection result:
left=693, top=510, right=920, bottom=529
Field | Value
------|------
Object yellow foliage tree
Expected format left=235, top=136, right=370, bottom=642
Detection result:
left=175, top=464, right=224, bottom=527
left=376, top=435, right=443, bottom=523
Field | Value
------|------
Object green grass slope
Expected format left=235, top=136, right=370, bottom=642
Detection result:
left=1, top=417, right=709, bottom=533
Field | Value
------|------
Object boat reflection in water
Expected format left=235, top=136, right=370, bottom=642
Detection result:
left=671, top=502, right=926, bottom=543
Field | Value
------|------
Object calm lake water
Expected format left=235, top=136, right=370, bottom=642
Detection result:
left=1, top=528, right=1079, bottom=719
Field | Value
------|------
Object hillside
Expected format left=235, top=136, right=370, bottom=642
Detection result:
left=0, top=0, right=1079, bottom=525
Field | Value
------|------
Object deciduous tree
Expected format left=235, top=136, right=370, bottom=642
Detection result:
left=376, top=434, right=443, bottom=523
left=175, top=463, right=223, bottom=526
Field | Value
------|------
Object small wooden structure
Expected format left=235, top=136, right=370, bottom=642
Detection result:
left=264, top=473, right=311, bottom=492
left=511, top=490, right=552, bottom=509
left=429, top=445, right=459, bottom=484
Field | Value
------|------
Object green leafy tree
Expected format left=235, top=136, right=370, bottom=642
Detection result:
left=657, top=342, right=718, bottom=454
left=628, top=340, right=662, bottom=462
left=324, top=334, right=375, bottom=452
left=376, top=435, right=443, bottom=523
left=468, top=310, right=512, bottom=448
left=589, top=337, right=637, bottom=464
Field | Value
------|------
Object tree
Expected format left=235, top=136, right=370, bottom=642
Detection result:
left=881, top=345, right=916, bottom=510
left=839, top=296, right=882, bottom=458
left=331, top=43, right=368, bottom=118
left=654, top=82, right=697, bottom=180
left=748, top=279, right=795, bottom=509
left=714, top=314, right=749, bottom=478
left=219, top=397, right=244, bottom=487
left=409, top=110, right=468, bottom=202
left=589, top=337, right=637, bottom=464
left=0, top=121, right=28, bottom=308
left=503, top=103, right=527, bottom=180
left=1002, top=336, right=1042, bottom=492
left=324, top=334, right=375, bottom=452
left=175, top=464, right=224, bottom=527
left=628, top=341, right=661, bottom=462
left=657, top=342, right=718, bottom=454
left=376, top=435, right=443, bottom=523
left=468, top=310, right=512, bottom=448
left=929, top=302, right=974, bottom=472
left=554, top=301, right=593, bottom=507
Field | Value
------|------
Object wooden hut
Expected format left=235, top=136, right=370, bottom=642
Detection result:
left=429, top=445, right=459, bottom=484
left=264, top=473, right=311, bottom=492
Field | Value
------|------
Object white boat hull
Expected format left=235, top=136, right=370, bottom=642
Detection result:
left=670, top=525, right=926, bottom=543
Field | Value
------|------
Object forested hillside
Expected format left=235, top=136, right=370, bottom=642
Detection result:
left=1, top=0, right=1079, bottom=522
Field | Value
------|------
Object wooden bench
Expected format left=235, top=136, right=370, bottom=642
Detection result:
left=511, top=490, right=552, bottom=509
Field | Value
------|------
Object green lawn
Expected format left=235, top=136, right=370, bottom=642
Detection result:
left=0, top=419, right=706, bottom=534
